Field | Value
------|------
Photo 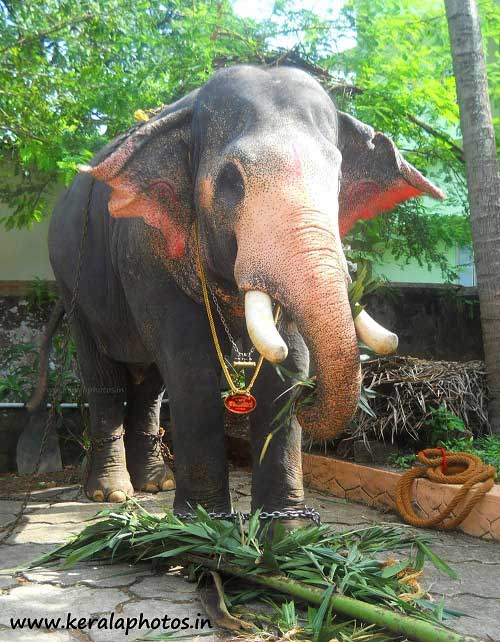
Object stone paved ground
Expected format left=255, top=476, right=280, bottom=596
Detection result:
left=0, top=469, right=499, bottom=642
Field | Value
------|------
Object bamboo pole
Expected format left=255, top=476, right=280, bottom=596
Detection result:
left=187, top=555, right=482, bottom=642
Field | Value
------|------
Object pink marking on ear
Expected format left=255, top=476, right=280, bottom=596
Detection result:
left=106, top=177, right=187, bottom=259
left=339, top=179, right=422, bottom=237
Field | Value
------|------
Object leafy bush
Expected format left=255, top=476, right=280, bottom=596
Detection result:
left=26, top=278, right=59, bottom=310
left=424, top=404, right=472, bottom=445
left=0, top=342, right=39, bottom=401
left=0, top=336, right=80, bottom=403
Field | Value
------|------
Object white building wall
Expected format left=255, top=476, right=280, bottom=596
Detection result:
left=0, top=215, right=54, bottom=280
left=0, top=186, right=65, bottom=282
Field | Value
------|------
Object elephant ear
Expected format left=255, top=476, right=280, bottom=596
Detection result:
left=80, top=93, right=197, bottom=259
left=337, top=112, right=445, bottom=238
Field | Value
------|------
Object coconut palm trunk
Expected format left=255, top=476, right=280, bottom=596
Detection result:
left=444, top=0, right=500, bottom=432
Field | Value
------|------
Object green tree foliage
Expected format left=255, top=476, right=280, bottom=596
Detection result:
left=333, top=0, right=498, bottom=279
left=1, top=0, right=498, bottom=277
left=0, top=0, right=275, bottom=227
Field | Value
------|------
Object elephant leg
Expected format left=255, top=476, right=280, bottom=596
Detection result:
left=124, top=364, right=175, bottom=493
left=70, top=315, right=133, bottom=503
left=122, top=266, right=232, bottom=514
left=250, top=323, right=309, bottom=513
left=160, top=297, right=231, bottom=514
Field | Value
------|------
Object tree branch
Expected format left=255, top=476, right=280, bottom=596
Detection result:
left=0, top=124, right=46, bottom=143
left=407, top=114, right=465, bottom=162
left=268, top=50, right=465, bottom=161
left=0, top=103, right=46, bottom=142
left=0, top=12, right=93, bottom=56
left=265, top=49, right=364, bottom=96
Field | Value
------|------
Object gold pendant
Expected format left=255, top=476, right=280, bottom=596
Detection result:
left=233, top=360, right=257, bottom=368
left=224, top=393, right=257, bottom=414
left=194, top=222, right=281, bottom=419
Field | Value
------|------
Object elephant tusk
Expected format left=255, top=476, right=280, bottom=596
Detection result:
left=245, top=291, right=288, bottom=364
left=354, top=309, right=398, bottom=355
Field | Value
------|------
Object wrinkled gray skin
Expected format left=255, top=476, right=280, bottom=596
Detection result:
left=47, top=65, right=441, bottom=513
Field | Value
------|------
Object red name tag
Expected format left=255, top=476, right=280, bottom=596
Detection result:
left=224, top=393, right=257, bottom=414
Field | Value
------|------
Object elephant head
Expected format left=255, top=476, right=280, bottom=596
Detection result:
left=81, top=65, right=444, bottom=440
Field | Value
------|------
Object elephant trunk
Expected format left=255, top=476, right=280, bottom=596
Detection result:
left=235, top=206, right=361, bottom=441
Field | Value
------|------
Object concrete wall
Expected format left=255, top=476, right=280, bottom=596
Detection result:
left=0, top=215, right=54, bottom=281
left=372, top=243, right=475, bottom=286
left=373, top=245, right=455, bottom=284
left=0, top=185, right=64, bottom=284
left=365, top=283, right=483, bottom=361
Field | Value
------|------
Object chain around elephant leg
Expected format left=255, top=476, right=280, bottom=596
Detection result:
left=124, top=366, right=175, bottom=493
left=250, top=326, right=310, bottom=520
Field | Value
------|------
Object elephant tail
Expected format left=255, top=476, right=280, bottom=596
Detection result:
left=26, top=299, right=66, bottom=413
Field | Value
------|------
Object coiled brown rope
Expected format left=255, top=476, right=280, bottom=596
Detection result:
left=395, top=448, right=497, bottom=530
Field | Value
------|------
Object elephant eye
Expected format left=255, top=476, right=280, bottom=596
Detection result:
left=216, top=162, right=244, bottom=207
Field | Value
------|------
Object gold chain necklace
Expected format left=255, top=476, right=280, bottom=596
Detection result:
left=194, top=221, right=281, bottom=414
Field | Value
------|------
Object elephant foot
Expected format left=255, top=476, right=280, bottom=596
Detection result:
left=84, top=434, right=134, bottom=503
left=125, top=431, right=175, bottom=493
left=260, top=518, right=312, bottom=540
left=252, top=498, right=312, bottom=536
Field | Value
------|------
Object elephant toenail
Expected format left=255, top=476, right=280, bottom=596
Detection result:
left=144, top=482, right=159, bottom=492
left=107, top=490, right=127, bottom=503
left=92, top=490, right=105, bottom=502
left=161, top=479, right=175, bottom=491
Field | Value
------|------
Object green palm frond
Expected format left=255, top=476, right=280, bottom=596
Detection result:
left=27, top=503, right=467, bottom=642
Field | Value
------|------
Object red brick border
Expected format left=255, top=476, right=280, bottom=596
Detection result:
left=0, top=280, right=57, bottom=296
left=302, top=453, right=500, bottom=540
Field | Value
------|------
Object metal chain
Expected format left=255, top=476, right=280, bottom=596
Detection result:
left=0, top=182, right=93, bottom=544
left=207, top=283, right=285, bottom=365
left=89, top=430, right=125, bottom=452
left=194, top=221, right=281, bottom=395
left=173, top=506, right=321, bottom=526
left=207, top=283, right=255, bottom=362
left=135, top=428, right=174, bottom=463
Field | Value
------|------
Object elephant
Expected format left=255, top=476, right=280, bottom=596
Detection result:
left=33, top=65, right=443, bottom=517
